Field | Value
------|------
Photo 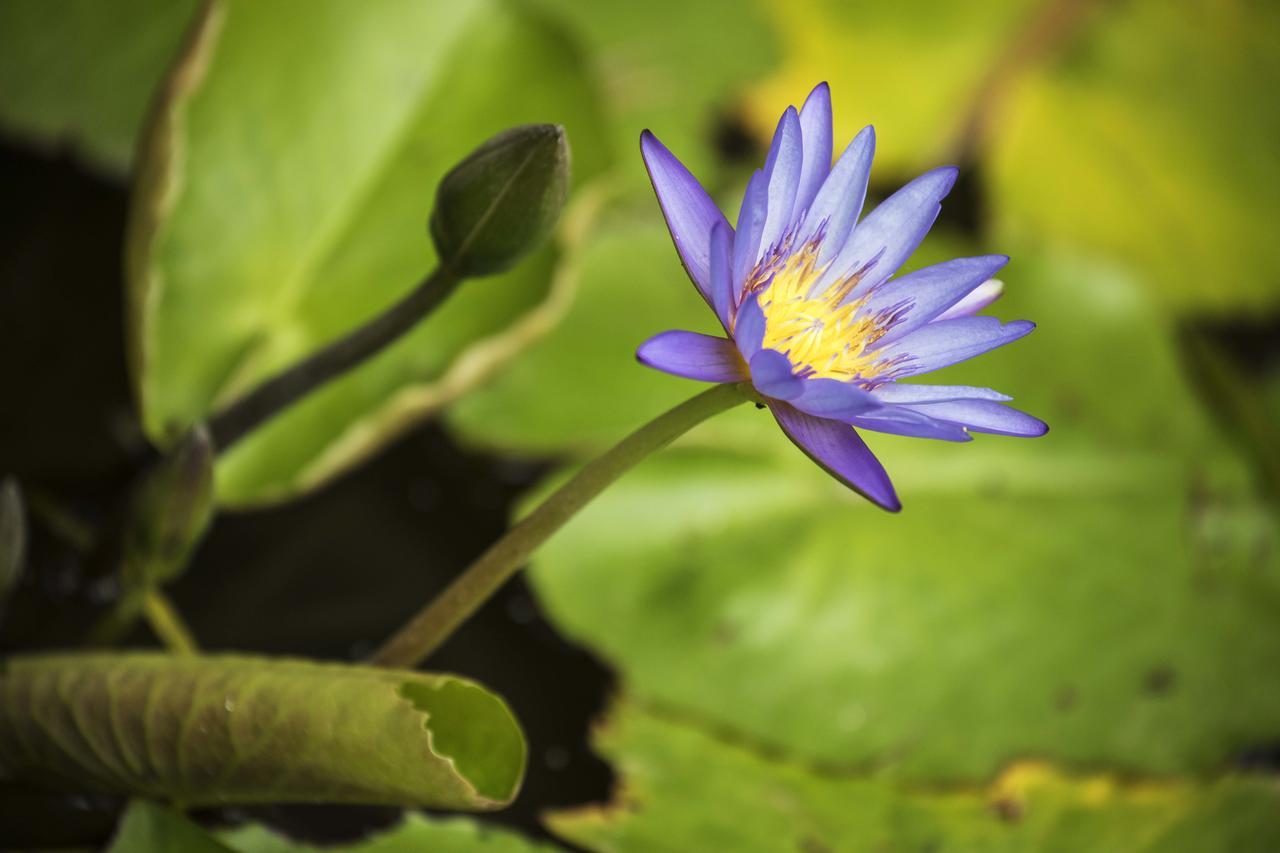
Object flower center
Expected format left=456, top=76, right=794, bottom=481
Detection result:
left=746, top=240, right=891, bottom=382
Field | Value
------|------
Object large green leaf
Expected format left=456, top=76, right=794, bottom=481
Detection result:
left=525, top=0, right=777, bottom=193
left=0, top=0, right=197, bottom=174
left=127, top=0, right=610, bottom=505
left=0, top=653, right=525, bottom=809
left=448, top=217, right=718, bottom=454
left=548, top=702, right=1280, bottom=852
left=741, top=0, right=1036, bottom=176
left=987, top=0, right=1280, bottom=313
left=525, top=245, right=1280, bottom=781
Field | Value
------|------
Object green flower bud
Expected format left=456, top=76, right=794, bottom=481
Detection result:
left=430, top=123, right=570, bottom=277
left=0, top=478, right=26, bottom=602
left=123, top=426, right=214, bottom=589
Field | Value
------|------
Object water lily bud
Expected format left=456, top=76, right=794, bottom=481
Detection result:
left=0, top=478, right=26, bottom=601
left=430, top=123, right=570, bottom=277
left=123, top=426, right=214, bottom=588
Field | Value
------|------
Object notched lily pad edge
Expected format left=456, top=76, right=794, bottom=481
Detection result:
left=396, top=676, right=528, bottom=807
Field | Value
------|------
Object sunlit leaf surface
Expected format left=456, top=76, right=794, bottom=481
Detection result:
left=988, top=0, right=1280, bottom=312
left=742, top=0, right=1036, bottom=176
left=548, top=702, right=1280, bottom=852
left=527, top=0, right=777, bottom=194
left=449, top=218, right=717, bottom=454
left=128, top=0, right=610, bottom=505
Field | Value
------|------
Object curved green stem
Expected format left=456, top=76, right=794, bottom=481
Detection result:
left=208, top=266, right=461, bottom=452
left=369, top=382, right=750, bottom=668
left=87, top=587, right=200, bottom=655
left=143, top=590, right=199, bottom=655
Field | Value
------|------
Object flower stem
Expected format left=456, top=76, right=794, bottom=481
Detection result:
left=208, top=266, right=461, bottom=452
left=143, top=590, right=199, bottom=654
left=369, top=382, right=750, bottom=668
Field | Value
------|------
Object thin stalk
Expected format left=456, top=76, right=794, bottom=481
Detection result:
left=143, top=590, right=199, bottom=654
left=208, top=266, right=461, bottom=451
left=369, top=382, right=750, bottom=668
left=91, top=587, right=199, bottom=653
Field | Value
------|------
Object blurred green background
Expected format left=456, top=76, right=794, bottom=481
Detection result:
left=0, top=0, right=1277, bottom=849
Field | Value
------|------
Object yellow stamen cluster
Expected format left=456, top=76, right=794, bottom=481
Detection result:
left=745, top=242, right=892, bottom=382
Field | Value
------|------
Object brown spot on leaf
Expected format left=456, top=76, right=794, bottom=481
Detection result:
left=713, top=622, right=737, bottom=645
left=1144, top=665, right=1177, bottom=696
left=990, top=797, right=1024, bottom=823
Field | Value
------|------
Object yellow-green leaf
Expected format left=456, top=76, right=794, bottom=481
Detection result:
left=741, top=0, right=1035, bottom=176
left=548, top=702, right=1280, bottom=852
left=987, top=0, right=1280, bottom=313
left=127, top=0, right=610, bottom=505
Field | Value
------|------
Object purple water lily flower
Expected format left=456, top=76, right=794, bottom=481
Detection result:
left=636, top=82, right=1047, bottom=511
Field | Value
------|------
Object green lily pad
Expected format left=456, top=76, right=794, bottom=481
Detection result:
left=547, top=702, right=1280, bottom=852
left=0, top=653, right=525, bottom=809
left=987, top=0, right=1280, bottom=312
left=127, top=0, right=610, bottom=505
left=527, top=0, right=777, bottom=193
left=741, top=0, right=1036, bottom=176
left=525, top=246, right=1280, bottom=781
left=0, top=0, right=198, bottom=174
left=448, top=217, right=720, bottom=454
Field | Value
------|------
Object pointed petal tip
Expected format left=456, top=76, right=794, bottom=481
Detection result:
left=770, top=404, right=902, bottom=512
left=1012, top=411, right=1050, bottom=437
left=639, top=127, right=731, bottom=302
left=972, top=254, right=1011, bottom=277
left=936, top=165, right=960, bottom=192
left=908, top=164, right=960, bottom=196
left=858, top=464, right=902, bottom=513
left=639, top=129, right=664, bottom=162
left=775, top=104, right=801, bottom=135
